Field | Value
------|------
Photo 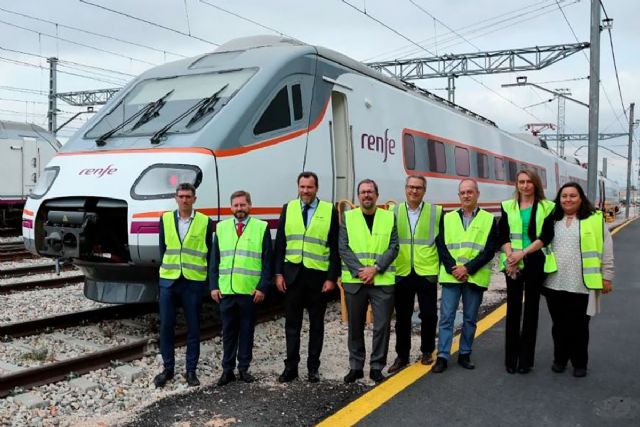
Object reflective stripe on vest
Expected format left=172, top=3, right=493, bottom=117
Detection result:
left=284, top=200, right=332, bottom=271
left=159, top=211, right=209, bottom=281
left=341, top=208, right=395, bottom=286
left=580, top=211, right=604, bottom=290
left=393, top=202, right=441, bottom=277
left=438, top=209, right=494, bottom=288
left=217, top=217, right=267, bottom=295
left=499, top=199, right=557, bottom=273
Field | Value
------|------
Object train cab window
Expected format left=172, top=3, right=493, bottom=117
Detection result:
left=254, top=87, right=291, bottom=135
left=403, top=134, right=416, bottom=170
left=455, top=147, right=470, bottom=176
left=495, top=157, right=505, bottom=181
left=292, top=84, right=303, bottom=121
left=476, top=152, right=489, bottom=179
left=507, top=160, right=518, bottom=183
left=428, top=139, right=447, bottom=173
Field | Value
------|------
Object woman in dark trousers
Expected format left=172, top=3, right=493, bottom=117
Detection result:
left=499, top=169, right=556, bottom=374
left=543, top=182, right=614, bottom=377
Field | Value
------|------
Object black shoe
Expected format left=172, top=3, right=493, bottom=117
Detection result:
left=153, top=369, right=174, bottom=388
left=420, top=353, right=434, bottom=366
left=343, top=369, right=364, bottom=383
left=186, top=371, right=200, bottom=387
left=238, top=370, right=255, bottom=383
left=457, top=354, right=475, bottom=370
left=278, top=367, right=298, bottom=383
left=217, top=370, right=236, bottom=386
left=551, top=362, right=567, bottom=373
left=370, top=369, right=385, bottom=383
left=387, top=357, right=408, bottom=374
left=308, top=370, right=320, bottom=383
left=573, top=367, right=587, bottom=378
left=506, top=366, right=517, bottom=374
left=431, top=357, right=448, bottom=373
left=518, top=366, right=532, bottom=374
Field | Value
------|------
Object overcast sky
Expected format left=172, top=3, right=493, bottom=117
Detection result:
left=0, top=0, right=637, bottom=184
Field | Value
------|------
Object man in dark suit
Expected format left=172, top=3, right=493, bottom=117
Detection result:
left=274, top=171, right=340, bottom=383
left=154, top=182, right=213, bottom=388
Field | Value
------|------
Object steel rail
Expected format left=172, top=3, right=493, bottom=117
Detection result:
left=0, top=274, right=85, bottom=293
left=0, top=263, right=76, bottom=279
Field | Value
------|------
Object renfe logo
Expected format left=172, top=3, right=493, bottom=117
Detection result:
left=361, top=129, right=396, bottom=162
left=78, top=164, right=118, bottom=177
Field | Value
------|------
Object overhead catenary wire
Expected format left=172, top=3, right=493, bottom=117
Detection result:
left=199, top=0, right=294, bottom=38
left=600, top=0, right=627, bottom=123
left=78, top=0, right=219, bottom=46
left=0, top=5, right=186, bottom=59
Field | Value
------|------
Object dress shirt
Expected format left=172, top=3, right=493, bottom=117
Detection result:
left=406, top=202, right=423, bottom=234
left=178, top=210, right=195, bottom=242
left=301, top=197, right=319, bottom=226
left=462, top=207, right=479, bottom=230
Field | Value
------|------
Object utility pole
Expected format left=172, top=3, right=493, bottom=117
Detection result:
left=586, top=0, right=601, bottom=202
left=47, top=57, right=58, bottom=135
left=625, top=102, right=635, bottom=218
left=555, top=88, right=570, bottom=157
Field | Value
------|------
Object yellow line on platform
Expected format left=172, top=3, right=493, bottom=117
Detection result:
left=611, top=215, right=639, bottom=235
left=317, top=304, right=507, bottom=427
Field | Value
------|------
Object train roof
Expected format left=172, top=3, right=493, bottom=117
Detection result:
left=0, top=121, right=60, bottom=148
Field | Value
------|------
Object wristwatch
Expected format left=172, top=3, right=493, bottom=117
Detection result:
left=374, top=264, right=381, bottom=272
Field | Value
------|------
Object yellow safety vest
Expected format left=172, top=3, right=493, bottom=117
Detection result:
left=393, top=202, right=442, bottom=277
left=341, top=208, right=395, bottom=286
left=159, top=211, right=209, bottom=281
left=217, top=217, right=267, bottom=295
left=438, top=209, right=494, bottom=288
left=499, top=199, right=557, bottom=273
left=284, top=199, right=332, bottom=271
left=579, top=211, right=604, bottom=290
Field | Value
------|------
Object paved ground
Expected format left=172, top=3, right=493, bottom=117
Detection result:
left=357, top=218, right=640, bottom=427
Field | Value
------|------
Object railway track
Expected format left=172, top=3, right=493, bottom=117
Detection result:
left=0, top=262, right=76, bottom=280
left=0, top=274, right=85, bottom=293
left=0, top=305, right=283, bottom=398
left=0, top=250, right=35, bottom=262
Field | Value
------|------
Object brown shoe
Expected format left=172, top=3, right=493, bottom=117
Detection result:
left=420, top=353, right=434, bottom=365
left=387, top=357, right=408, bottom=374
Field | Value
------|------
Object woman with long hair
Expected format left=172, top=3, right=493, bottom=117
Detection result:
left=499, top=169, right=556, bottom=374
left=544, top=182, right=614, bottom=377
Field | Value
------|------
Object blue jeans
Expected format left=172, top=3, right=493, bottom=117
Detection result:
left=437, top=283, right=484, bottom=359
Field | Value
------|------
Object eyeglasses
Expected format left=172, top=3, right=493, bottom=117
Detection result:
left=359, top=190, right=376, bottom=195
left=405, top=185, right=425, bottom=191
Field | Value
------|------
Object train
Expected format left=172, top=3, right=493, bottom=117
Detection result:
left=0, top=121, right=59, bottom=229
left=21, top=35, right=620, bottom=304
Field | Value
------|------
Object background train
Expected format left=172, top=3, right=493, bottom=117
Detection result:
left=0, top=121, right=59, bottom=229
left=21, top=35, right=621, bottom=304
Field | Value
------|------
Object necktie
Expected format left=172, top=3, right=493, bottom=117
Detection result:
left=302, top=204, right=310, bottom=227
left=236, top=221, right=244, bottom=237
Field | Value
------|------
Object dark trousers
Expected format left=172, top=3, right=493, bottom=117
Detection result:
left=159, top=279, right=204, bottom=373
left=219, top=294, right=256, bottom=372
left=284, top=267, right=328, bottom=371
left=544, top=288, right=590, bottom=369
left=505, top=256, right=546, bottom=369
left=394, top=271, right=438, bottom=361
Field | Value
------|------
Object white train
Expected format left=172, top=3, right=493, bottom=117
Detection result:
left=22, top=36, right=619, bottom=304
left=1, top=121, right=59, bottom=228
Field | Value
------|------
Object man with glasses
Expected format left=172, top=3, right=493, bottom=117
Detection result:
left=432, top=179, right=497, bottom=373
left=388, top=176, right=442, bottom=374
left=339, top=179, right=399, bottom=383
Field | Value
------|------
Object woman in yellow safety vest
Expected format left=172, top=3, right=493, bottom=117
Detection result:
left=499, top=169, right=556, bottom=375
left=543, top=182, right=614, bottom=378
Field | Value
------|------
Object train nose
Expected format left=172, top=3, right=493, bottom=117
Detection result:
left=41, top=211, right=97, bottom=258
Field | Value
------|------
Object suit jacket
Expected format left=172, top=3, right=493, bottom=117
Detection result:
left=158, top=210, right=213, bottom=288
left=274, top=201, right=340, bottom=285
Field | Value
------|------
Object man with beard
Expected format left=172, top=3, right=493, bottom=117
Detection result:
left=210, top=190, right=272, bottom=386
left=275, top=171, right=340, bottom=383
left=339, top=179, right=399, bottom=383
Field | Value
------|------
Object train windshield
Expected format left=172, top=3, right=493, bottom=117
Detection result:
left=85, top=68, right=256, bottom=139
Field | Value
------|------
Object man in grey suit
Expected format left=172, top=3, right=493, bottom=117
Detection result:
left=339, top=179, right=399, bottom=383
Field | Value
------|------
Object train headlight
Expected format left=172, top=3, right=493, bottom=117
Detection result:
left=30, top=166, right=60, bottom=199
left=131, top=164, right=202, bottom=200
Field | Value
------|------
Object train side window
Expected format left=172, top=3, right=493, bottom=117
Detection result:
left=540, top=168, right=547, bottom=187
left=477, top=152, right=489, bottom=179
left=455, top=147, right=470, bottom=176
left=292, top=84, right=303, bottom=121
left=428, top=139, right=447, bottom=173
left=403, top=134, right=416, bottom=170
left=495, top=157, right=505, bottom=181
left=507, top=160, right=518, bottom=183
left=253, top=86, right=291, bottom=135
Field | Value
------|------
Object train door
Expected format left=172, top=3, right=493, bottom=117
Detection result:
left=331, top=91, right=354, bottom=203
left=22, top=137, right=39, bottom=196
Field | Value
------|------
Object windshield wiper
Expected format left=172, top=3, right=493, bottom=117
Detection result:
left=95, top=90, right=174, bottom=146
left=150, top=84, right=228, bottom=144
left=130, top=89, right=174, bottom=131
